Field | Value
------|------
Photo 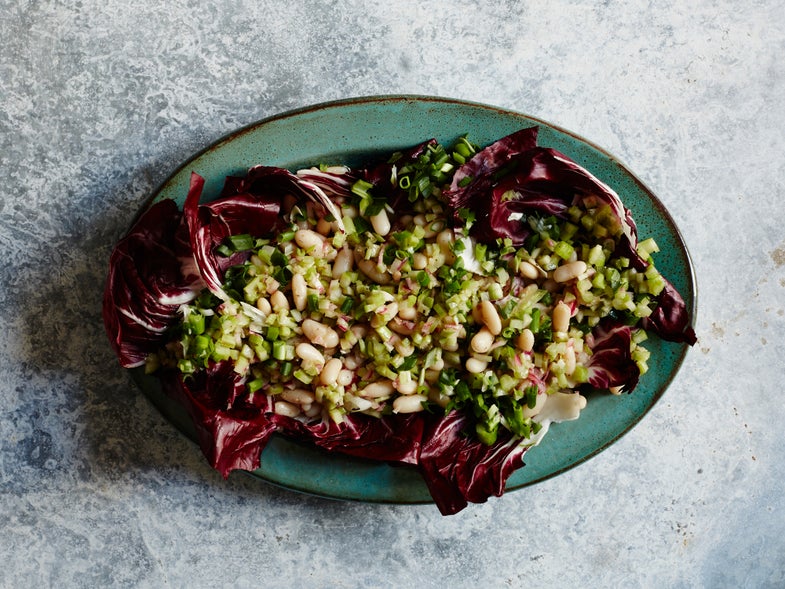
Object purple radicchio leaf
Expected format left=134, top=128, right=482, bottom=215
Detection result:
left=642, top=279, right=697, bottom=345
left=418, top=410, right=530, bottom=515
left=161, top=362, right=279, bottom=478
left=183, top=171, right=284, bottom=299
left=103, top=199, right=203, bottom=368
left=585, top=319, right=640, bottom=392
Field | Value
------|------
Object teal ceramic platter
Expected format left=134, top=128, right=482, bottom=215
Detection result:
left=130, top=96, right=696, bottom=504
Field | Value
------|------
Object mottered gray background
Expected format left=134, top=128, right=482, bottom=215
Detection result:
left=2, top=1, right=784, bottom=587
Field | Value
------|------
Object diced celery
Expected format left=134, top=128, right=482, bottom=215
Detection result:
left=636, top=237, right=659, bottom=259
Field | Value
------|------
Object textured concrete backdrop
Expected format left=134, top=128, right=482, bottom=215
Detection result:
left=1, top=1, right=784, bottom=587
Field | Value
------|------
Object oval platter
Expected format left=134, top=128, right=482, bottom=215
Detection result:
left=130, top=95, right=697, bottom=504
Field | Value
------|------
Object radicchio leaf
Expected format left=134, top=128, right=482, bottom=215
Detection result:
left=642, top=280, right=697, bottom=345
left=103, top=199, right=203, bottom=368
left=184, top=171, right=283, bottom=298
left=585, top=319, right=640, bottom=392
left=359, top=139, right=438, bottom=214
left=161, top=363, right=279, bottom=477
left=418, top=411, right=529, bottom=515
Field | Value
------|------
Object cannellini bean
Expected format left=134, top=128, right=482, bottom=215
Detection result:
left=332, top=247, right=353, bottom=278
left=295, top=342, right=325, bottom=365
left=393, top=338, right=415, bottom=357
left=350, top=324, right=367, bottom=339
left=271, top=290, right=289, bottom=312
left=393, top=394, right=428, bottom=414
left=424, top=369, right=441, bottom=384
left=516, top=328, right=535, bottom=352
left=423, top=219, right=444, bottom=238
left=281, top=389, right=316, bottom=405
left=302, top=318, right=340, bottom=348
left=370, top=209, right=391, bottom=236
left=479, top=300, right=502, bottom=335
left=564, top=344, right=576, bottom=376
left=342, top=354, right=359, bottom=370
left=397, top=305, right=417, bottom=320
left=428, top=388, right=451, bottom=408
left=466, top=357, right=488, bottom=374
left=274, top=400, right=300, bottom=418
left=471, top=327, right=494, bottom=354
left=359, top=380, right=395, bottom=398
left=395, top=378, right=418, bottom=395
left=357, top=259, right=391, bottom=285
left=553, top=260, right=587, bottom=283
left=436, top=229, right=454, bottom=251
left=256, top=297, right=272, bottom=315
left=412, top=253, right=428, bottom=270
left=320, top=357, right=342, bottom=385
left=294, top=229, right=325, bottom=255
left=304, top=404, right=323, bottom=418
left=291, top=273, right=307, bottom=311
left=519, top=261, right=539, bottom=280
left=337, top=368, right=354, bottom=387
left=552, top=301, right=571, bottom=333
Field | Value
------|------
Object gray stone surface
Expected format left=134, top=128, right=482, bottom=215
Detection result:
left=1, top=1, right=784, bottom=587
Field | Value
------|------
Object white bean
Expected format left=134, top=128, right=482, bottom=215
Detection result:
left=281, top=389, right=316, bottom=405
left=423, top=219, right=444, bottom=238
left=255, top=297, right=272, bottom=315
left=291, top=273, right=307, bottom=311
left=294, top=229, right=326, bottom=255
left=395, top=378, right=418, bottom=395
left=274, top=400, right=300, bottom=418
left=359, top=380, right=395, bottom=398
left=393, top=394, right=428, bottom=414
left=271, top=290, right=289, bottom=312
left=304, top=404, right=323, bottom=418
left=302, top=318, right=340, bottom=348
left=471, top=327, right=494, bottom=354
left=428, top=388, right=450, bottom=408
left=337, top=369, right=354, bottom=387
left=552, top=301, right=571, bottom=334
left=466, top=357, right=488, bottom=374
left=564, top=344, right=576, bottom=376
left=389, top=317, right=415, bottom=336
left=479, top=300, right=502, bottom=336
left=519, top=261, right=539, bottom=280
left=553, top=260, right=587, bottom=283
left=436, top=229, right=454, bottom=251
left=412, top=253, right=428, bottom=270
left=516, top=328, right=535, bottom=352
left=320, top=357, right=342, bottom=385
left=357, top=259, right=391, bottom=285
left=424, top=369, right=441, bottom=384
left=393, top=338, right=415, bottom=357
left=332, top=247, right=353, bottom=278
left=397, top=305, right=417, bottom=320
left=295, top=342, right=325, bottom=365
left=370, top=209, right=391, bottom=236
